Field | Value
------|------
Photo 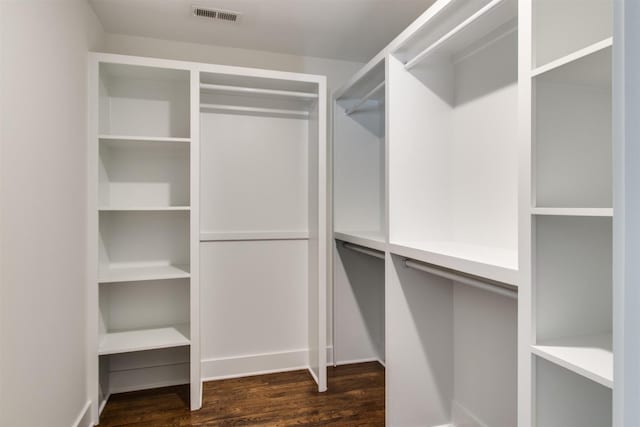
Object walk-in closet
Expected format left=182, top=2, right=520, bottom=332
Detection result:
left=2, top=0, right=635, bottom=426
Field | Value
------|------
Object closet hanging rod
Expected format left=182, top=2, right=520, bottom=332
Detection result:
left=342, top=242, right=385, bottom=260
left=404, top=0, right=506, bottom=70
left=344, top=82, right=385, bottom=116
left=200, top=103, right=310, bottom=117
left=403, top=258, right=517, bottom=299
left=200, top=83, right=318, bottom=99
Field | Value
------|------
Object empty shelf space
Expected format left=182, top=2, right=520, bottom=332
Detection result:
left=200, top=83, right=317, bottom=99
left=334, top=230, right=386, bottom=252
left=98, top=323, right=190, bottom=355
left=99, top=135, right=191, bottom=144
left=532, top=207, right=613, bottom=217
left=532, top=38, right=612, bottom=80
left=99, top=206, right=190, bottom=212
left=532, top=334, right=612, bottom=388
left=389, top=241, right=518, bottom=285
left=99, top=264, right=190, bottom=283
left=404, top=0, right=516, bottom=69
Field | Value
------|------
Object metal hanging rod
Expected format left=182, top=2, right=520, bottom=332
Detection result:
left=344, top=82, right=385, bottom=116
left=403, top=258, right=517, bottom=299
left=404, top=0, right=506, bottom=70
left=200, top=103, right=309, bottom=117
left=200, top=83, right=318, bottom=99
left=342, top=242, right=385, bottom=260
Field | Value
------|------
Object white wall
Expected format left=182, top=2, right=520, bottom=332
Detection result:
left=100, top=33, right=363, bottom=95
left=0, top=1, right=104, bottom=426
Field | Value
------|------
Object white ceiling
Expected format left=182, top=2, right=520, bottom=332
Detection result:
left=89, top=0, right=437, bottom=62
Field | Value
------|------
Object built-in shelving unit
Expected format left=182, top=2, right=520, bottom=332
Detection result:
left=332, top=56, right=387, bottom=369
left=523, top=0, right=614, bottom=424
left=198, top=66, right=328, bottom=392
left=89, top=54, right=200, bottom=423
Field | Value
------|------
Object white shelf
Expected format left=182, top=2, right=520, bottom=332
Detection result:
left=532, top=334, right=613, bottom=389
left=532, top=38, right=612, bottom=79
left=334, top=230, right=386, bottom=252
left=200, top=231, right=310, bottom=242
left=99, top=135, right=190, bottom=143
left=98, top=324, right=190, bottom=355
left=532, top=208, right=613, bottom=217
left=99, top=206, right=190, bottom=212
left=389, top=241, right=518, bottom=285
left=99, top=264, right=190, bottom=283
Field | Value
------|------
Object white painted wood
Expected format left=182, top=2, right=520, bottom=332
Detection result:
left=532, top=0, right=612, bottom=68
left=99, top=206, right=190, bottom=212
left=200, top=349, right=310, bottom=381
left=200, top=231, right=310, bottom=241
left=334, top=231, right=386, bottom=252
left=532, top=38, right=613, bottom=78
left=532, top=207, right=613, bottom=217
left=535, top=357, right=612, bottom=427
left=99, top=264, right=190, bottom=283
left=200, top=103, right=310, bottom=117
left=333, top=242, right=385, bottom=365
left=99, top=138, right=190, bottom=208
left=99, top=324, right=190, bottom=355
left=535, top=216, right=612, bottom=342
left=533, top=333, right=613, bottom=388
left=199, top=111, right=308, bottom=234
left=99, top=134, right=190, bottom=143
left=534, top=46, right=612, bottom=208
left=387, top=24, right=518, bottom=283
left=189, top=68, right=202, bottom=410
left=99, top=63, right=190, bottom=138
left=390, top=241, right=518, bottom=285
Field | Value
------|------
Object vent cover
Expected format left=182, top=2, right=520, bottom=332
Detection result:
left=192, top=6, right=241, bottom=23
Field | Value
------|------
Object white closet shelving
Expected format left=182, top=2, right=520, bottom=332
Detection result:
left=332, top=56, right=387, bottom=368
left=198, top=67, right=328, bottom=390
left=88, top=54, right=201, bottom=424
left=522, top=0, right=614, bottom=425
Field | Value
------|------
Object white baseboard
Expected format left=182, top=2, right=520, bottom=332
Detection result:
left=71, top=401, right=92, bottom=427
left=333, top=357, right=382, bottom=366
left=201, top=349, right=310, bottom=381
left=109, top=362, right=189, bottom=394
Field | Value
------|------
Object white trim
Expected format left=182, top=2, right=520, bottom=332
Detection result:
left=71, top=401, right=92, bottom=427
left=200, top=231, right=310, bottom=242
left=333, top=357, right=382, bottom=366
left=201, top=349, right=309, bottom=381
left=200, top=83, right=318, bottom=99
left=98, top=395, right=110, bottom=416
left=531, top=37, right=613, bottom=78
left=110, top=379, right=189, bottom=395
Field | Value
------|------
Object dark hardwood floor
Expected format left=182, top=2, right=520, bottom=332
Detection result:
left=98, top=362, right=385, bottom=426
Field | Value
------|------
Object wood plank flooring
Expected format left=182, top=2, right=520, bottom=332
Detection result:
left=98, top=362, right=385, bottom=426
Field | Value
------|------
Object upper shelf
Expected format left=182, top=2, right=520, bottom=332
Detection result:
left=532, top=333, right=613, bottom=389
left=334, top=230, right=386, bottom=252
left=99, top=135, right=190, bottom=144
left=98, top=323, right=190, bottom=355
left=99, top=264, right=190, bottom=283
left=389, top=240, right=518, bottom=285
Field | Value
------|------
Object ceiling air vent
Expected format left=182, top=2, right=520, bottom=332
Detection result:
left=192, top=6, right=241, bottom=23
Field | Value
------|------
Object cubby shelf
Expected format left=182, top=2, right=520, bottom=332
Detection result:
left=531, top=207, right=613, bottom=217
left=99, top=135, right=191, bottom=143
left=334, top=231, right=386, bottom=252
left=389, top=241, right=518, bottom=285
left=532, top=38, right=612, bottom=78
left=98, top=323, right=190, bottom=355
left=98, top=264, right=190, bottom=283
left=532, top=334, right=613, bottom=388
left=99, top=206, right=190, bottom=212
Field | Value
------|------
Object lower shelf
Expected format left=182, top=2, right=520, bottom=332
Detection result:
left=334, top=230, right=386, bottom=252
left=389, top=241, right=518, bottom=285
left=532, top=334, right=613, bottom=388
left=98, top=324, right=190, bottom=355
left=98, top=264, right=190, bottom=283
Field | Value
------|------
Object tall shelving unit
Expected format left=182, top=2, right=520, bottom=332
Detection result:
left=521, top=0, right=614, bottom=425
left=332, top=57, right=387, bottom=367
left=88, top=54, right=201, bottom=423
